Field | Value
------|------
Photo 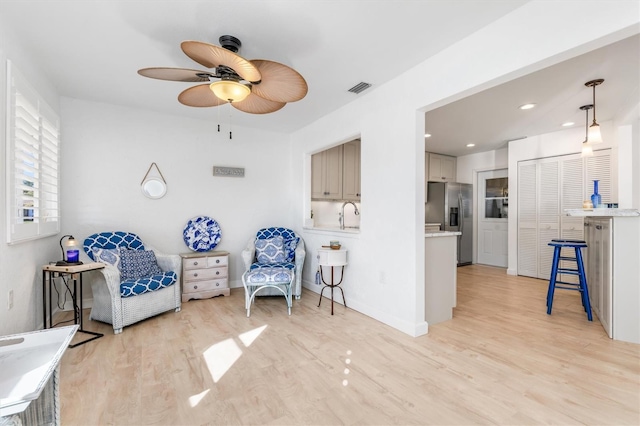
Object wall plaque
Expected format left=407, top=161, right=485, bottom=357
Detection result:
left=213, top=166, right=245, bottom=177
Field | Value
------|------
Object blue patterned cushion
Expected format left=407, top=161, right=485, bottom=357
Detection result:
left=120, top=271, right=177, bottom=297
left=244, top=267, right=293, bottom=284
left=250, top=262, right=295, bottom=271
left=256, top=228, right=299, bottom=262
left=83, top=232, right=145, bottom=260
left=119, top=248, right=163, bottom=281
left=255, top=236, right=286, bottom=264
left=91, top=248, right=121, bottom=269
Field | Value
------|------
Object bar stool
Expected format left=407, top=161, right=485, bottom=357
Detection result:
left=546, top=239, right=592, bottom=321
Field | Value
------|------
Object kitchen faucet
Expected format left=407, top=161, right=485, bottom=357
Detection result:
left=339, top=201, right=360, bottom=229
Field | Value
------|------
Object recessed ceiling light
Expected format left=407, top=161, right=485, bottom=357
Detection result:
left=562, top=122, right=575, bottom=127
left=519, top=103, right=536, bottom=110
left=424, top=133, right=432, bottom=138
left=466, top=143, right=475, bottom=147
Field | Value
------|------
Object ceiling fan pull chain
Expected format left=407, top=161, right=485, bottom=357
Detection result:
left=228, top=102, right=233, bottom=140
left=217, top=103, right=221, bottom=133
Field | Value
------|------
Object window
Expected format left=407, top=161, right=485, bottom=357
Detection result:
left=484, top=177, right=508, bottom=219
left=6, top=60, right=60, bottom=243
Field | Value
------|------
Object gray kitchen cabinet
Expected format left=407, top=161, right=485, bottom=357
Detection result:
left=311, top=145, right=343, bottom=200
left=342, top=139, right=361, bottom=201
left=427, top=153, right=456, bottom=182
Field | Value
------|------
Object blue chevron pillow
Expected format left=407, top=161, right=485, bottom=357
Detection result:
left=119, top=248, right=163, bottom=281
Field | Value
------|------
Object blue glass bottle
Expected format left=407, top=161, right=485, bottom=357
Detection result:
left=591, top=180, right=601, bottom=208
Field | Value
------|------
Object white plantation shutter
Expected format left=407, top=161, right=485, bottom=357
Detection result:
left=6, top=60, right=60, bottom=243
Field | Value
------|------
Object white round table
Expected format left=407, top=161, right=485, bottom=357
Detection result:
left=317, top=248, right=348, bottom=315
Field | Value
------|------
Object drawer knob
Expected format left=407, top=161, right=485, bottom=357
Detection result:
left=194, top=273, right=198, bottom=277
left=194, top=285, right=198, bottom=290
left=194, top=261, right=199, bottom=266
left=216, top=259, right=220, bottom=264
left=215, top=271, right=220, bottom=275
left=216, top=283, right=219, bottom=287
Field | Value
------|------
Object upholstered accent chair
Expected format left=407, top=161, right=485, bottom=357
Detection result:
left=83, top=231, right=181, bottom=334
left=241, top=227, right=305, bottom=316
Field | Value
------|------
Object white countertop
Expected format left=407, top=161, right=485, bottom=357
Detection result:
left=425, top=231, right=461, bottom=238
left=564, top=208, right=640, bottom=217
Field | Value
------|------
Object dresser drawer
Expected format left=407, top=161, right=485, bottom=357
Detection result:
left=183, top=266, right=228, bottom=282
left=183, top=255, right=228, bottom=269
left=183, top=279, right=228, bottom=294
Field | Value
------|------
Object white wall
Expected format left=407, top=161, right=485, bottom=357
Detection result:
left=0, top=21, right=63, bottom=335
left=61, top=98, right=294, bottom=299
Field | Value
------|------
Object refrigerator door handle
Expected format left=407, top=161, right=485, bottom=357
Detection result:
left=458, top=193, right=464, bottom=233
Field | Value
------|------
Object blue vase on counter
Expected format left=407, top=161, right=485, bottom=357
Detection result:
left=591, top=180, right=601, bottom=208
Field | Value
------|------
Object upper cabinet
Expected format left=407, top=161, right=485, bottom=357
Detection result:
left=342, top=139, right=361, bottom=201
left=427, top=153, right=457, bottom=182
left=312, top=139, right=361, bottom=201
left=312, top=145, right=343, bottom=200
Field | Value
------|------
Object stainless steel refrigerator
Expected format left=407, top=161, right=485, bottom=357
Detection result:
left=426, top=182, right=473, bottom=266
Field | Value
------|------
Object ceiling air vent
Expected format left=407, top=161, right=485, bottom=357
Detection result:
left=348, top=82, right=372, bottom=94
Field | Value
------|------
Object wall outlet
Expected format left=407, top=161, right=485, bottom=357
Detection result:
left=8, top=290, right=14, bottom=310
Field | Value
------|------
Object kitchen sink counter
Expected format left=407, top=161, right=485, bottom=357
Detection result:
left=425, top=230, right=461, bottom=238
left=303, top=225, right=360, bottom=235
left=565, top=208, right=639, bottom=217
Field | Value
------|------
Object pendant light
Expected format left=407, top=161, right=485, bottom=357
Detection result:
left=579, top=104, right=594, bottom=157
left=584, top=79, right=604, bottom=144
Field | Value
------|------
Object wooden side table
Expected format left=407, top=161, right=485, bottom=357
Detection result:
left=317, top=248, right=348, bottom=315
left=42, top=262, right=105, bottom=348
left=180, top=251, right=230, bottom=302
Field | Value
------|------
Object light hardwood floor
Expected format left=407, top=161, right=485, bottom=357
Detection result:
left=56, top=265, right=640, bottom=425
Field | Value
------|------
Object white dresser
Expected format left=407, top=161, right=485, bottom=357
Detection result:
left=180, top=251, right=230, bottom=302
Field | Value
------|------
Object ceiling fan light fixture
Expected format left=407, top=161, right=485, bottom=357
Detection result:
left=210, top=80, right=251, bottom=103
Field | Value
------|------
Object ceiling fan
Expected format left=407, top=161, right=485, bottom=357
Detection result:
left=138, top=35, right=308, bottom=114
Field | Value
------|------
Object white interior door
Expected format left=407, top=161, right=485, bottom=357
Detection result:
left=478, top=169, right=508, bottom=267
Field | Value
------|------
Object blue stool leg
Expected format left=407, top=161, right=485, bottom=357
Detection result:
left=575, top=247, right=593, bottom=321
left=547, top=246, right=561, bottom=315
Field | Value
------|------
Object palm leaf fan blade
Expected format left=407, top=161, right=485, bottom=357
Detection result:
left=250, top=59, right=308, bottom=103
left=178, top=84, right=228, bottom=107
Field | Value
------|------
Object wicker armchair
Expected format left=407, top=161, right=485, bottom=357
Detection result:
left=241, top=227, right=305, bottom=316
left=83, top=231, right=181, bottom=334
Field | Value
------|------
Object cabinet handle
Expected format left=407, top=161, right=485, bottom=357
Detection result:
left=215, top=259, right=220, bottom=264
left=216, top=282, right=220, bottom=287
left=215, top=271, right=220, bottom=275
left=193, top=261, right=198, bottom=266
left=595, top=225, right=602, bottom=230
left=194, top=285, right=198, bottom=290
left=194, top=273, right=198, bottom=277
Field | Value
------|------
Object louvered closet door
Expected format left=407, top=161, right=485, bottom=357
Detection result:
left=517, top=162, right=537, bottom=277
left=586, top=150, right=612, bottom=204
left=537, top=160, right=559, bottom=279
left=560, top=157, right=584, bottom=283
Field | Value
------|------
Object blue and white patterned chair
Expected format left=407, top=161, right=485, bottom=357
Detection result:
left=241, top=227, right=305, bottom=316
left=83, top=231, right=181, bottom=334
